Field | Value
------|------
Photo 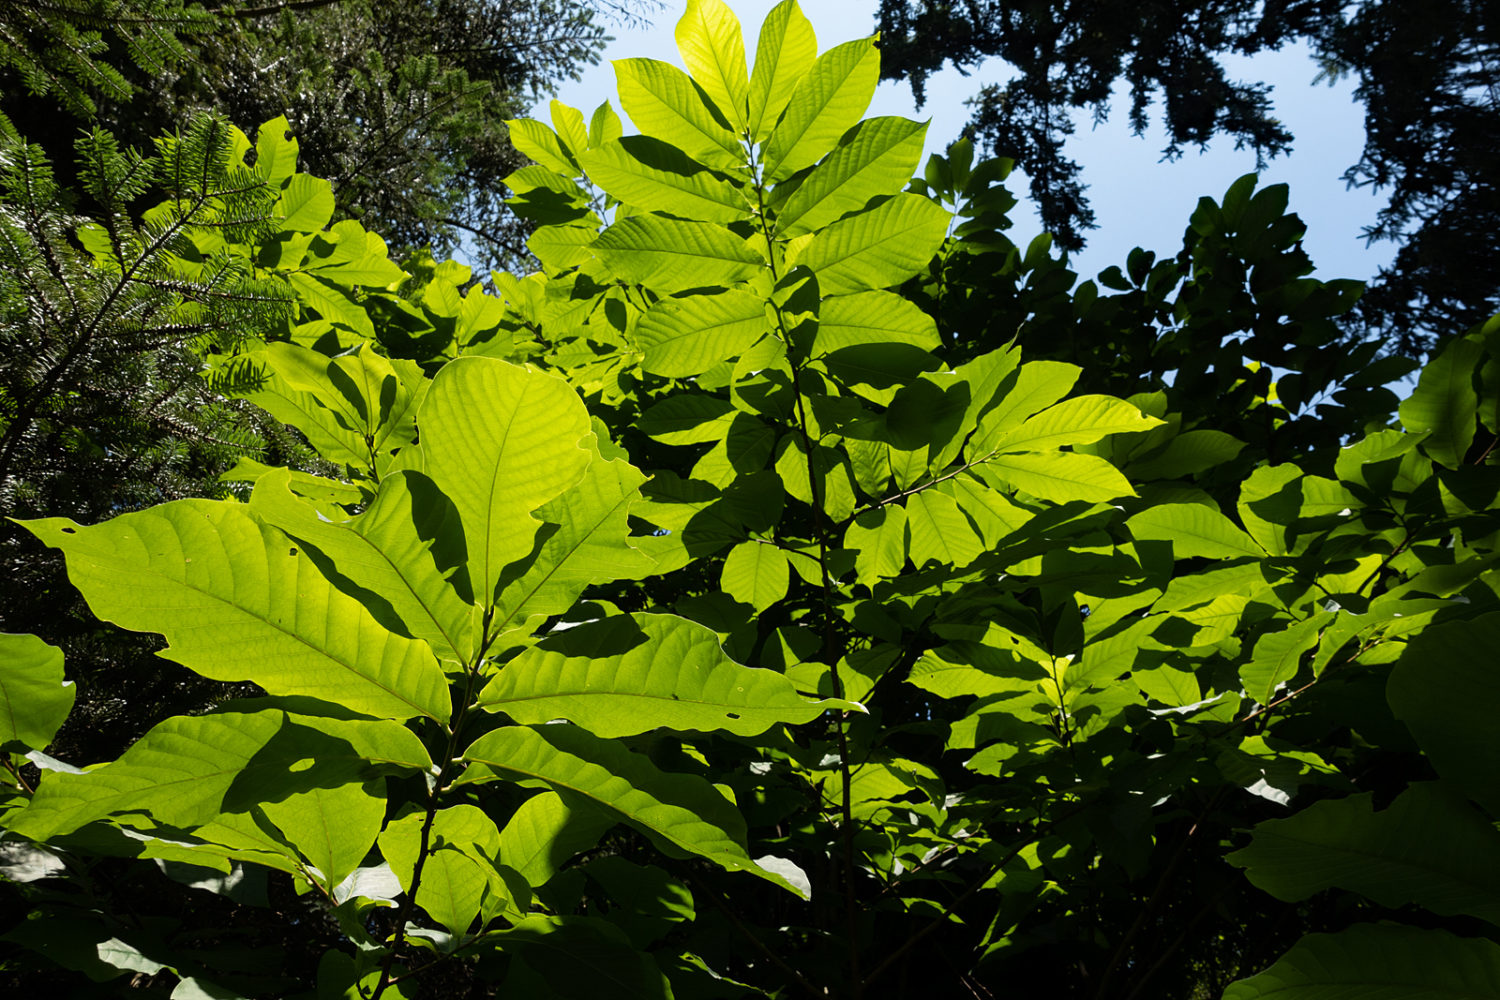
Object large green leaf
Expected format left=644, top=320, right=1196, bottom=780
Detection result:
left=747, top=0, right=817, bottom=139
left=490, top=432, right=655, bottom=641
left=721, top=540, right=790, bottom=610
left=578, top=137, right=747, bottom=221
left=988, top=395, right=1162, bottom=453
left=459, top=723, right=805, bottom=894
left=1126, top=503, right=1263, bottom=560
left=499, top=791, right=615, bottom=888
left=813, top=290, right=940, bottom=352
left=277, top=173, right=335, bottom=232
left=380, top=804, right=512, bottom=934
left=421, top=358, right=592, bottom=608
left=0, top=633, right=74, bottom=750
left=1223, top=924, right=1500, bottom=999
left=797, top=193, right=951, bottom=294
left=250, top=468, right=476, bottom=665
left=1239, top=612, right=1333, bottom=705
left=634, top=288, right=768, bottom=376
left=507, top=118, right=579, bottom=176
left=776, top=116, right=927, bottom=235
left=763, top=37, right=879, bottom=181
left=591, top=215, right=763, bottom=293
left=844, top=504, right=908, bottom=585
left=980, top=451, right=1136, bottom=504
left=614, top=58, right=741, bottom=168
left=261, top=778, right=385, bottom=889
left=478, top=614, right=846, bottom=735
left=905, top=490, right=982, bottom=569
left=1228, top=783, right=1500, bottom=925
left=1398, top=333, right=1483, bottom=468
left=12, top=710, right=427, bottom=840
left=1388, top=612, right=1500, bottom=814
left=22, top=502, right=450, bottom=722
left=969, top=361, right=1081, bottom=453
left=675, top=0, right=750, bottom=130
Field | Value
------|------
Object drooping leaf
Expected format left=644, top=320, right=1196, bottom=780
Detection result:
left=591, top=215, right=762, bottom=293
left=747, top=0, right=817, bottom=139
left=1398, top=331, right=1483, bottom=468
left=277, top=173, right=335, bottom=232
left=845, top=504, right=908, bottom=584
left=579, top=137, right=747, bottom=221
left=797, top=193, right=951, bottom=294
left=261, top=778, right=385, bottom=890
left=634, top=288, right=768, bottom=377
left=1388, top=612, right=1500, bottom=814
left=1223, top=924, right=1500, bottom=999
left=12, top=711, right=427, bottom=840
left=421, top=358, right=592, bottom=607
left=459, top=723, right=806, bottom=895
left=776, top=116, right=927, bottom=235
left=721, top=540, right=790, bottom=610
left=22, top=503, right=450, bottom=722
left=1126, top=503, right=1263, bottom=560
left=764, top=37, right=880, bottom=181
left=0, top=633, right=74, bottom=750
left=614, top=58, right=742, bottom=168
left=1228, top=783, right=1500, bottom=925
left=479, top=614, right=847, bottom=736
left=675, top=0, right=750, bottom=130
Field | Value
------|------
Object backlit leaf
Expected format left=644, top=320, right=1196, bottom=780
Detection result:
left=798, top=193, right=950, bottom=294
left=614, top=58, right=741, bottom=168
left=721, top=540, right=790, bottom=610
left=777, top=117, right=927, bottom=235
left=579, top=136, right=747, bottom=221
left=592, top=215, right=762, bottom=293
left=635, top=288, right=768, bottom=376
left=764, top=37, right=879, bottom=181
left=748, top=0, right=817, bottom=139
left=675, top=0, right=750, bottom=130
left=0, top=633, right=74, bottom=750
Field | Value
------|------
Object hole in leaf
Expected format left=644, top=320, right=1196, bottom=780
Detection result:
left=726, top=712, right=741, bottom=720
left=289, top=547, right=297, bottom=557
left=60, top=527, right=76, bottom=534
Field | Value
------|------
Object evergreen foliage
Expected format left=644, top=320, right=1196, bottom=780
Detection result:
left=3, top=2, right=1500, bottom=997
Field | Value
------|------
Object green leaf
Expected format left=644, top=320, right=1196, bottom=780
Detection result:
left=499, top=791, right=615, bottom=888
left=1126, top=503, right=1263, bottom=559
left=249, top=468, right=476, bottom=665
left=460, top=724, right=806, bottom=895
left=777, top=117, right=928, bottom=235
left=261, top=778, right=385, bottom=889
left=635, top=288, right=768, bottom=377
left=905, top=491, right=982, bottom=569
left=614, top=58, right=741, bottom=168
left=507, top=118, right=579, bottom=176
left=1223, top=924, right=1500, bottom=999
left=637, top=394, right=736, bottom=443
left=1240, top=612, right=1333, bottom=705
left=764, top=37, right=880, bottom=181
left=980, top=451, right=1136, bottom=504
left=989, top=395, right=1163, bottom=453
left=591, top=215, right=762, bottom=293
left=798, top=193, right=950, bottom=295
left=1399, top=333, right=1483, bottom=467
left=550, top=100, right=590, bottom=162
left=970, top=361, right=1082, bottom=453
left=479, top=614, right=846, bottom=735
left=1228, top=783, right=1500, bottom=925
left=22, top=503, right=450, bottom=722
left=253, top=115, right=297, bottom=186
left=747, top=0, right=817, bottom=139
left=675, top=0, right=750, bottom=130
left=285, top=272, right=375, bottom=339
left=1388, top=612, right=1500, bottom=814
left=589, top=101, right=623, bottom=148
left=721, top=540, right=790, bottom=610
left=421, top=358, right=592, bottom=607
left=0, top=633, right=74, bottom=750
left=813, top=290, right=940, bottom=353
left=845, top=505, right=908, bottom=585
left=578, top=137, right=747, bottom=221
left=1124, top=428, right=1246, bottom=480
left=490, top=432, right=656, bottom=640
left=277, top=173, right=335, bottom=232
left=12, top=710, right=427, bottom=840
left=380, top=804, right=510, bottom=934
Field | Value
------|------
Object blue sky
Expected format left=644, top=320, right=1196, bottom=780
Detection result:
left=530, top=0, right=1394, bottom=287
